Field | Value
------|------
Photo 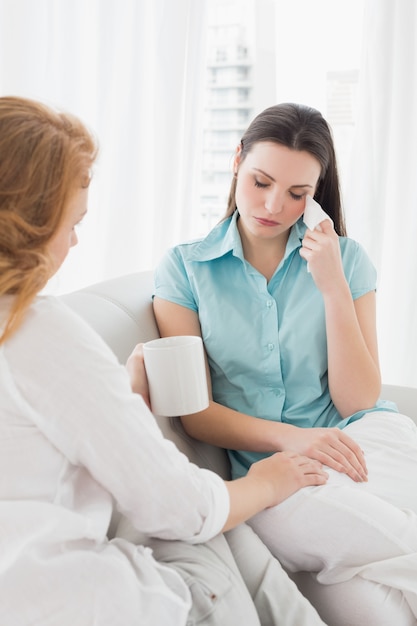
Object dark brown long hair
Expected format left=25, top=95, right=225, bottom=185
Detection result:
left=224, top=102, right=346, bottom=236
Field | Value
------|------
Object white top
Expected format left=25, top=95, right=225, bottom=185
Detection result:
left=0, top=296, right=229, bottom=625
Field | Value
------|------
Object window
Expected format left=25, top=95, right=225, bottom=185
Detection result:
left=198, top=0, right=364, bottom=233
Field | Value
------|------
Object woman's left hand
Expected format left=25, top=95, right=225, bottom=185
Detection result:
left=279, top=423, right=368, bottom=482
left=300, top=219, right=345, bottom=294
left=126, top=343, right=151, bottom=409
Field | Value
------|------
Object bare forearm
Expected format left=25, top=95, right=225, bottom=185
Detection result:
left=222, top=476, right=273, bottom=531
left=181, top=401, right=293, bottom=453
left=183, top=376, right=368, bottom=483
left=324, top=288, right=381, bottom=417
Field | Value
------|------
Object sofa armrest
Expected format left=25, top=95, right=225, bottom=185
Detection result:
left=381, top=384, right=417, bottom=424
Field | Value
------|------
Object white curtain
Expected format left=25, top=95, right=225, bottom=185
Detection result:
left=1, top=0, right=416, bottom=387
left=0, top=0, right=208, bottom=293
left=346, top=0, right=417, bottom=387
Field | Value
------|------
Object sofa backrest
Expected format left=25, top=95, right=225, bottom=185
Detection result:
left=61, top=270, right=232, bottom=479
left=62, top=270, right=417, bottom=472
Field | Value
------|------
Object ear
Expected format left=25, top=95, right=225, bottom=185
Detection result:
left=233, top=144, right=242, bottom=173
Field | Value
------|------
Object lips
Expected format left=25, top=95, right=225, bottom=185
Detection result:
left=255, top=217, right=280, bottom=227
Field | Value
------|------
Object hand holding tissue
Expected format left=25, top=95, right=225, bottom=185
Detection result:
left=302, top=196, right=333, bottom=272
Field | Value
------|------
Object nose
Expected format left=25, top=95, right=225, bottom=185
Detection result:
left=264, top=188, right=284, bottom=214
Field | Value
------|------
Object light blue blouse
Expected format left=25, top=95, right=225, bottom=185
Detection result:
left=154, top=212, right=397, bottom=478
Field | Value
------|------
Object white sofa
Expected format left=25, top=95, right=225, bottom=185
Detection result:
left=61, top=270, right=417, bottom=448
left=61, top=270, right=232, bottom=479
left=61, top=270, right=417, bottom=603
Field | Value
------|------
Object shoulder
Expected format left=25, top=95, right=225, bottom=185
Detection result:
left=160, top=237, right=203, bottom=268
left=166, top=218, right=233, bottom=264
left=340, top=237, right=375, bottom=268
left=7, top=296, right=117, bottom=364
left=340, top=237, right=377, bottom=296
left=156, top=218, right=234, bottom=282
left=29, top=296, right=104, bottom=337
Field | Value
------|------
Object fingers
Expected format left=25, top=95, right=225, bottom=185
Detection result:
left=311, top=430, right=368, bottom=482
left=302, top=220, right=337, bottom=258
left=302, top=230, right=331, bottom=261
left=301, top=471, right=328, bottom=488
left=336, top=435, right=368, bottom=481
left=255, top=452, right=329, bottom=506
left=280, top=452, right=329, bottom=484
left=306, top=219, right=333, bottom=235
left=127, top=343, right=145, bottom=361
left=125, top=343, right=151, bottom=407
left=281, top=427, right=368, bottom=483
left=299, top=458, right=329, bottom=485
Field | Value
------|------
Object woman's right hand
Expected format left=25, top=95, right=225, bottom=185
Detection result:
left=279, top=424, right=368, bottom=482
left=222, top=451, right=328, bottom=531
left=125, top=343, right=151, bottom=409
left=249, top=450, right=328, bottom=505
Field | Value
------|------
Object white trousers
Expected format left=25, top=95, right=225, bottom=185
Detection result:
left=225, top=524, right=326, bottom=626
left=248, top=412, right=417, bottom=626
left=117, top=514, right=326, bottom=625
left=141, top=523, right=327, bottom=626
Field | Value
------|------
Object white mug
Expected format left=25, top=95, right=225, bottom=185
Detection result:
left=143, top=335, right=209, bottom=416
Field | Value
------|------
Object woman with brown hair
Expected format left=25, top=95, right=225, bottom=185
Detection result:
left=154, top=102, right=417, bottom=625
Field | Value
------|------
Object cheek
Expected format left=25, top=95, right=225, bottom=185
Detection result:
left=285, top=198, right=306, bottom=221
left=235, top=177, right=256, bottom=208
left=292, top=204, right=306, bottom=220
left=47, top=231, right=73, bottom=270
left=70, top=230, right=78, bottom=247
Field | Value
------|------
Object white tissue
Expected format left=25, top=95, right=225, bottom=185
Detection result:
left=302, top=195, right=333, bottom=272
left=303, top=195, right=333, bottom=231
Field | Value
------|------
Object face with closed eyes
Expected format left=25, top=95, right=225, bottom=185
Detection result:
left=234, top=141, right=322, bottom=244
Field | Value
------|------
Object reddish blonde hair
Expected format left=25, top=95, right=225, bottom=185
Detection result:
left=0, top=96, right=97, bottom=343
